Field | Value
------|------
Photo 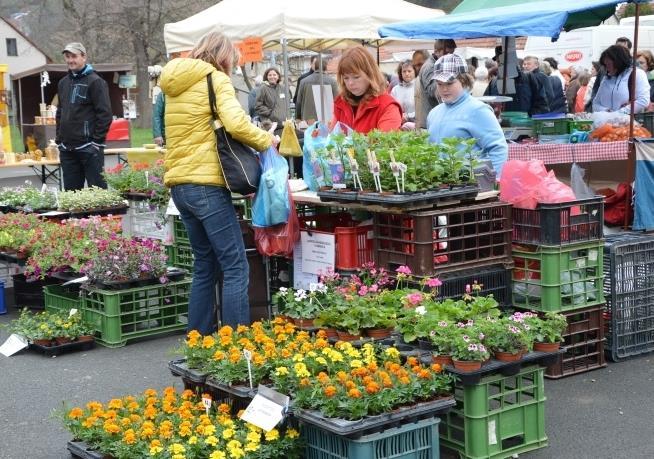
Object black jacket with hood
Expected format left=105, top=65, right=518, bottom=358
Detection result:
left=55, top=64, right=113, bottom=150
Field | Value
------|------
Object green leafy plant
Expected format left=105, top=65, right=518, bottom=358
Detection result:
left=449, top=326, right=490, bottom=362
left=58, top=186, right=125, bottom=212
left=524, top=311, right=568, bottom=343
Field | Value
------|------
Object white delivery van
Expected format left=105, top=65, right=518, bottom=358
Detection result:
left=524, top=24, right=654, bottom=69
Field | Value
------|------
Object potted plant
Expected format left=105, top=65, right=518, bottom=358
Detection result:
left=313, top=306, right=344, bottom=338
left=450, top=327, right=490, bottom=372
left=429, top=319, right=458, bottom=366
left=272, top=285, right=326, bottom=327
left=482, top=317, right=532, bottom=361
left=527, top=312, right=568, bottom=352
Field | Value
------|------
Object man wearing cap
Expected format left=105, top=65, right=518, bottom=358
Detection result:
left=56, top=42, right=112, bottom=190
left=416, top=39, right=456, bottom=129
left=426, top=54, right=507, bottom=179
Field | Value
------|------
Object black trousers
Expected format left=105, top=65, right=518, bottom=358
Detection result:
left=60, top=146, right=107, bottom=191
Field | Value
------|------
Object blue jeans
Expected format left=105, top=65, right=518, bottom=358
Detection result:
left=171, top=185, right=250, bottom=334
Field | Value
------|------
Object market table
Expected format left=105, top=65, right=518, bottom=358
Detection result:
left=0, top=160, right=61, bottom=189
left=104, top=147, right=165, bottom=165
left=508, top=140, right=629, bottom=164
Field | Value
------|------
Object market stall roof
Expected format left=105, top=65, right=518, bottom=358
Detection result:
left=11, top=63, right=133, bottom=80
left=163, top=0, right=443, bottom=53
left=452, top=0, right=545, bottom=15
left=379, top=0, right=648, bottom=41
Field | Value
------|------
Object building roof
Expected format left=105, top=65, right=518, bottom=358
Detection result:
left=1, top=16, right=53, bottom=63
left=11, top=63, right=133, bottom=80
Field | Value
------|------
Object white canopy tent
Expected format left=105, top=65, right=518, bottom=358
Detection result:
left=163, top=0, right=444, bottom=53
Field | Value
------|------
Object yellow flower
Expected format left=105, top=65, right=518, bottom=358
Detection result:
left=68, top=407, right=84, bottom=419
left=292, top=353, right=304, bottom=362
left=202, top=335, right=216, bottom=348
left=246, top=431, right=260, bottom=443
left=149, top=445, right=163, bottom=455
left=222, top=428, right=235, bottom=439
left=274, top=366, right=289, bottom=376
left=286, top=428, right=300, bottom=439
left=264, top=429, right=280, bottom=441
left=122, top=429, right=136, bottom=444
left=205, top=435, right=219, bottom=446
left=385, top=347, right=400, bottom=359
left=188, top=436, right=198, bottom=445
left=245, top=442, right=260, bottom=452
left=210, top=451, right=227, bottom=459
left=294, top=362, right=311, bottom=378
left=168, top=443, right=185, bottom=454
left=315, top=356, right=328, bottom=365
left=350, top=359, right=363, bottom=368
left=227, top=440, right=245, bottom=459
left=172, top=455, right=185, bottom=459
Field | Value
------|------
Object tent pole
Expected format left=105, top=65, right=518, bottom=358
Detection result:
left=18, top=78, right=23, bottom=144
left=626, top=1, right=640, bottom=229
left=319, top=48, right=326, bottom=124
left=281, top=37, right=294, bottom=176
left=502, top=37, right=508, bottom=95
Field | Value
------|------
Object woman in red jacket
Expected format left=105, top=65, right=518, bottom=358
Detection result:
left=332, top=46, right=402, bottom=133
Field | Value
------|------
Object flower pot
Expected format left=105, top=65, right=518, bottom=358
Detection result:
left=364, top=327, right=394, bottom=340
left=494, top=350, right=523, bottom=362
left=533, top=341, right=561, bottom=352
left=32, top=338, right=53, bottom=347
left=76, top=335, right=95, bottom=342
left=336, top=330, right=361, bottom=342
left=321, top=327, right=339, bottom=339
left=452, top=359, right=482, bottom=372
left=293, top=318, right=315, bottom=328
left=55, top=337, right=73, bottom=345
left=432, top=354, right=454, bottom=367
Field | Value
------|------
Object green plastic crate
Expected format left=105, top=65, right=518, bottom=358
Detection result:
left=80, top=279, right=190, bottom=347
left=167, top=242, right=194, bottom=273
left=512, top=240, right=605, bottom=312
left=440, top=365, right=547, bottom=459
left=568, top=120, right=593, bottom=133
left=303, top=417, right=439, bottom=459
left=532, top=117, right=568, bottom=135
left=44, top=284, right=82, bottom=314
left=172, top=216, right=190, bottom=245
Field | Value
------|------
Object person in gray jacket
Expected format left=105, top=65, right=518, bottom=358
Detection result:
left=416, top=39, right=456, bottom=129
left=295, top=58, right=337, bottom=122
left=255, top=67, right=290, bottom=133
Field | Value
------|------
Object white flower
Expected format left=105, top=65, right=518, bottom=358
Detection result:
left=278, top=287, right=288, bottom=294
left=415, top=306, right=426, bottom=315
left=294, top=289, right=307, bottom=301
left=462, top=335, right=470, bottom=342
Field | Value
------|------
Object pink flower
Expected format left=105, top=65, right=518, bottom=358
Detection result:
left=465, top=284, right=471, bottom=294
left=369, top=284, right=379, bottom=293
left=425, top=278, right=442, bottom=288
left=358, top=285, right=369, bottom=296
left=406, top=292, right=423, bottom=306
left=396, top=265, right=412, bottom=275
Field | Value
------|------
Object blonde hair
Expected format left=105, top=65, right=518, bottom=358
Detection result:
left=337, top=46, right=386, bottom=105
left=457, top=73, right=474, bottom=90
left=190, top=31, right=238, bottom=74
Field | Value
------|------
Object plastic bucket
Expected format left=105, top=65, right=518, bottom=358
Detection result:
left=0, top=280, right=6, bottom=315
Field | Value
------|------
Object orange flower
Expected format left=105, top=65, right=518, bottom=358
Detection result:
left=367, top=361, right=378, bottom=372
left=345, top=380, right=356, bottom=390
left=108, top=399, right=123, bottom=409
left=299, top=378, right=311, bottom=387
left=68, top=407, right=84, bottom=419
left=144, top=388, right=158, bottom=397
left=218, top=403, right=231, bottom=414
left=407, top=357, right=418, bottom=366
left=399, top=376, right=411, bottom=385
left=431, top=363, right=442, bottom=373
left=181, top=389, right=194, bottom=400
left=336, top=371, right=348, bottom=383
left=348, top=388, right=362, bottom=398
left=317, top=372, right=330, bottom=384
left=418, top=369, right=431, bottom=379
left=122, top=428, right=137, bottom=444
left=365, top=382, right=380, bottom=394
left=324, top=386, right=337, bottom=397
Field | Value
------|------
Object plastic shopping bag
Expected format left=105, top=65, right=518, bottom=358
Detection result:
left=279, top=120, right=302, bottom=157
left=302, top=122, right=331, bottom=191
left=254, top=187, right=300, bottom=257
left=252, top=146, right=289, bottom=227
left=570, top=163, right=595, bottom=200
left=500, top=159, right=577, bottom=209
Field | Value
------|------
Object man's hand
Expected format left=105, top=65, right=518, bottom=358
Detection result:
left=154, top=137, right=164, bottom=147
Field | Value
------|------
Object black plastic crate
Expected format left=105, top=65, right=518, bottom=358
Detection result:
left=374, top=201, right=512, bottom=277
left=603, top=232, right=654, bottom=361
left=12, top=274, right=61, bottom=310
left=544, top=304, right=606, bottom=379
left=512, top=196, right=604, bottom=246
left=436, top=264, right=513, bottom=307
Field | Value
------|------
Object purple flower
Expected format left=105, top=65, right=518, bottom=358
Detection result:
left=396, top=265, right=412, bottom=275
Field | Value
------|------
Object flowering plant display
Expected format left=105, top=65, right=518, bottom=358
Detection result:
left=5, top=308, right=94, bottom=342
left=272, top=285, right=326, bottom=320
left=58, top=387, right=303, bottom=459
left=449, top=326, right=490, bottom=362
left=57, top=186, right=126, bottom=212
left=23, top=216, right=122, bottom=279
left=0, top=183, right=57, bottom=210
left=523, top=311, right=568, bottom=344
left=104, top=161, right=169, bottom=208
left=80, top=236, right=168, bottom=283
left=0, top=212, right=44, bottom=254
left=479, top=316, right=532, bottom=354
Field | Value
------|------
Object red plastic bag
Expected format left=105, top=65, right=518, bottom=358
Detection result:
left=600, top=183, right=633, bottom=226
left=254, top=188, right=300, bottom=257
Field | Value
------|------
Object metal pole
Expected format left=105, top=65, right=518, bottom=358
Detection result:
left=502, top=37, right=509, bottom=96
left=319, top=50, right=326, bottom=124
left=626, top=2, right=640, bottom=229
left=18, top=79, right=23, bottom=144
left=281, top=37, right=294, bottom=176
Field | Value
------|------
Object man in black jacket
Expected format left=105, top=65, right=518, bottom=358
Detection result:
left=56, top=42, right=112, bottom=190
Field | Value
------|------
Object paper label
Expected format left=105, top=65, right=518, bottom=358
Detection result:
left=240, top=385, right=289, bottom=432
left=576, top=258, right=586, bottom=268
left=0, top=334, right=29, bottom=357
left=68, top=308, right=78, bottom=317
left=488, top=419, right=497, bottom=445
left=202, top=397, right=212, bottom=415
left=293, top=241, right=318, bottom=289
left=300, top=231, right=335, bottom=275
left=588, top=250, right=598, bottom=262
left=166, top=197, right=180, bottom=216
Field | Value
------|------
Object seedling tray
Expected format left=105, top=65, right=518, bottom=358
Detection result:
left=67, top=441, right=103, bottom=459
left=317, top=189, right=359, bottom=203
left=205, top=377, right=257, bottom=399
left=438, top=350, right=563, bottom=386
left=357, top=185, right=478, bottom=209
left=66, top=204, right=129, bottom=219
left=90, top=268, right=187, bottom=290
left=29, top=338, right=95, bottom=357
left=168, top=358, right=208, bottom=383
left=295, top=397, right=455, bottom=438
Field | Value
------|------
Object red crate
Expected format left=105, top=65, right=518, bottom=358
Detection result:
left=374, top=202, right=512, bottom=277
left=543, top=304, right=606, bottom=379
left=299, top=213, right=374, bottom=271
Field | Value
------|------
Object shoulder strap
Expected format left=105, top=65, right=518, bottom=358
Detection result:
left=206, top=73, right=220, bottom=123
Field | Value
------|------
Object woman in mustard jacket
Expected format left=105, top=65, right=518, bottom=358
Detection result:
left=160, top=31, right=272, bottom=334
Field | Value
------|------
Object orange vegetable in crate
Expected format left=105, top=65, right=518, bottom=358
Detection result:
left=590, top=123, right=614, bottom=139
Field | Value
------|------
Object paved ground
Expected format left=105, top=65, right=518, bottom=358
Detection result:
left=1, top=302, right=654, bottom=459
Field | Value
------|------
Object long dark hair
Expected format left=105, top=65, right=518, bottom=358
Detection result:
left=600, top=45, right=632, bottom=76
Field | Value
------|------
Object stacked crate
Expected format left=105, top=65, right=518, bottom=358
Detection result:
left=603, top=232, right=654, bottom=361
left=373, top=200, right=514, bottom=305
left=511, top=196, right=606, bottom=378
left=123, top=198, right=171, bottom=241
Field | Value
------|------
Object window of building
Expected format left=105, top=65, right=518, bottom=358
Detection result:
left=6, top=38, right=17, bottom=57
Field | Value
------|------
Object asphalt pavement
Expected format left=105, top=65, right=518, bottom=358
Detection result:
left=1, top=300, right=654, bottom=459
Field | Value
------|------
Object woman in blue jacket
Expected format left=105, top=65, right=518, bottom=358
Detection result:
left=427, top=54, right=508, bottom=178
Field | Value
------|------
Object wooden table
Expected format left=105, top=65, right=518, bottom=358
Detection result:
left=104, top=147, right=166, bottom=165
left=0, top=160, right=61, bottom=188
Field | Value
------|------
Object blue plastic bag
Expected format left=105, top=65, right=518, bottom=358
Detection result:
left=302, top=122, right=354, bottom=191
left=252, top=146, right=290, bottom=227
